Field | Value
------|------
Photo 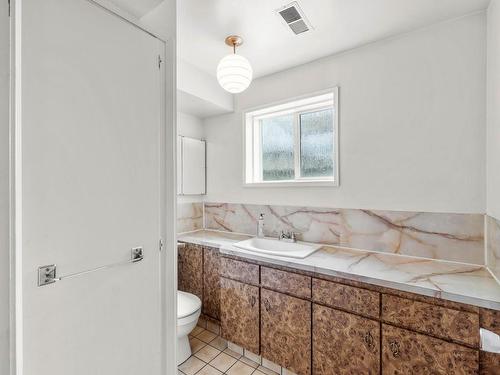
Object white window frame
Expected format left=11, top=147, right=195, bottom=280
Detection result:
left=243, top=88, right=339, bottom=187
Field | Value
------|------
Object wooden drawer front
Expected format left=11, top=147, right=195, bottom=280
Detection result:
left=313, top=304, right=380, bottom=375
left=220, top=257, right=259, bottom=285
left=261, top=267, right=311, bottom=299
left=382, top=324, right=479, bottom=375
left=261, top=289, right=311, bottom=375
left=312, top=278, right=380, bottom=318
left=220, top=277, right=260, bottom=354
left=382, top=294, right=479, bottom=347
left=178, top=243, right=203, bottom=300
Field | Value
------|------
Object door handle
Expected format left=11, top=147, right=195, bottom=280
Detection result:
left=38, top=247, right=143, bottom=286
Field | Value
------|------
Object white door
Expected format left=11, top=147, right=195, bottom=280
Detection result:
left=19, top=0, right=164, bottom=374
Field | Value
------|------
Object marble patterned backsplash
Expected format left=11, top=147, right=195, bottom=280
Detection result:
left=487, top=215, right=500, bottom=280
left=204, top=202, right=485, bottom=265
left=177, top=202, right=203, bottom=233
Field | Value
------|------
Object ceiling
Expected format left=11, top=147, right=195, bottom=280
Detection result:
left=178, top=0, right=490, bottom=78
left=110, top=0, right=490, bottom=78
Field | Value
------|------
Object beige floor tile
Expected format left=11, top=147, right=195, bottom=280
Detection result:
left=253, top=371, right=268, bottom=375
left=239, top=356, right=259, bottom=369
left=179, top=356, right=205, bottom=375
left=190, top=337, right=207, bottom=353
left=209, top=352, right=238, bottom=373
left=197, top=330, right=218, bottom=343
left=191, top=326, right=205, bottom=337
left=195, top=345, right=221, bottom=363
left=226, top=361, right=255, bottom=375
left=209, top=336, right=228, bottom=351
left=195, top=365, right=223, bottom=375
left=223, top=348, right=242, bottom=359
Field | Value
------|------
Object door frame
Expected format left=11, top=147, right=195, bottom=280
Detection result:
left=8, top=1, right=178, bottom=374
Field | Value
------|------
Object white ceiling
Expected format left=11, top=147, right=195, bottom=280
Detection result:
left=109, top=0, right=491, bottom=79
left=177, top=0, right=491, bottom=78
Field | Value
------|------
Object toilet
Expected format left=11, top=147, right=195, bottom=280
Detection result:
left=177, top=291, right=202, bottom=365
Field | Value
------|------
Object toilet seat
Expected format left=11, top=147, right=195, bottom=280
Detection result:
left=177, top=291, right=201, bottom=319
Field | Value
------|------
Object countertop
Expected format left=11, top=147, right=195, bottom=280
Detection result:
left=178, top=230, right=500, bottom=311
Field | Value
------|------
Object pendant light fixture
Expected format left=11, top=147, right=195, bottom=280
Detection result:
left=217, top=35, right=253, bottom=94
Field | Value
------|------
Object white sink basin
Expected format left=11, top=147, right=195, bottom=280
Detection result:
left=233, top=237, right=321, bottom=259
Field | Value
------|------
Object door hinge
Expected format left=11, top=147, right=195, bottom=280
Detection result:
left=158, top=55, right=162, bottom=69
left=159, top=238, right=164, bottom=252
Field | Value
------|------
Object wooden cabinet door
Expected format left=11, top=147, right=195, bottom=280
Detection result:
left=313, top=304, right=380, bottom=374
left=178, top=243, right=203, bottom=300
left=203, top=247, right=220, bottom=320
left=220, top=277, right=260, bottom=353
left=261, top=289, right=311, bottom=375
left=382, top=324, right=479, bottom=375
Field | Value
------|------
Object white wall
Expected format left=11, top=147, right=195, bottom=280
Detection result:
left=204, top=13, right=487, bottom=213
left=0, top=0, right=9, bottom=373
left=487, top=0, right=500, bottom=220
left=178, top=111, right=204, bottom=139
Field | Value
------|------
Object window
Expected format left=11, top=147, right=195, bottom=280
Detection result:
left=244, top=89, right=338, bottom=186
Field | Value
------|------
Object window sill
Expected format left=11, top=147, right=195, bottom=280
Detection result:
left=243, top=180, right=338, bottom=188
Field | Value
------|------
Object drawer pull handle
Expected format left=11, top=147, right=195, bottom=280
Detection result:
left=250, top=296, right=256, bottom=307
left=389, top=341, right=400, bottom=357
left=263, top=299, right=271, bottom=312
left=364, top=332, right=374, bottom=348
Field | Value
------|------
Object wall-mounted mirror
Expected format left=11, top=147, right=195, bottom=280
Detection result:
left=177, top=136, right=206, bottom=195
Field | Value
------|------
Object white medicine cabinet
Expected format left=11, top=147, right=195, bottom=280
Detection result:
left=177, top=136, right=206, bottom=195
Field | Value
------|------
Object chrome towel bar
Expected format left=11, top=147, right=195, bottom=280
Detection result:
left=37, top=247, right=143, bottom=287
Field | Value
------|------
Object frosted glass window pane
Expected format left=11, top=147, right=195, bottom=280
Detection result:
left=300, top=109, right=334, bottom=178
left=261, top=115, right=295, bottom=181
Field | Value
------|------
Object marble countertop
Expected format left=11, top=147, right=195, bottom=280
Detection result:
left=178, top=230, right=500, bottom=310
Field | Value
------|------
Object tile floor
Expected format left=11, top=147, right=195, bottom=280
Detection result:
left=178, top=324, right=282, bottom=375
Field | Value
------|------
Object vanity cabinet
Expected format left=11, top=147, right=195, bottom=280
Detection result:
left=220, top=277, right=260, bottom=354
left=175, top=244, right=496, bottom=375
left=261, top=289, right=311, bottom=375
left=203, top=247, right=220, bottom=320
left=381, top=324, right=479, bottom=375
left=313, top=304, right=380, bottom=375
left=177, top=243, right=203, bottom=300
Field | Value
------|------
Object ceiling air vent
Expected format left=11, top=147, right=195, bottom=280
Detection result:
left=277, top=2, right=312, bottom=35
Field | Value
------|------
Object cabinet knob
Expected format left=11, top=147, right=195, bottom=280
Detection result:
left=263, top=299, right=271, bottom=312
left=364, top=332, right=374, bottom=348
left=250, top=296, right=256, bottom=307
left=389, top=341, right=400, bottom=357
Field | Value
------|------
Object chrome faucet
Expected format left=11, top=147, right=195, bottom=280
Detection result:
left=257, top=213, right=265, bottom=238
left=278, top=230, right=298, bottom=243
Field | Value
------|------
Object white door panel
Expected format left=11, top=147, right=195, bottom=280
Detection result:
left=21, top=0, right=164, bottom=374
